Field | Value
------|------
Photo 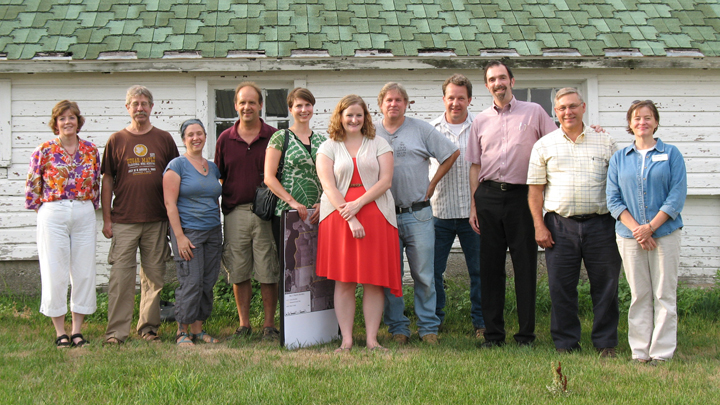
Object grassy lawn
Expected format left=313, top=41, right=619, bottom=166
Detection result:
left=1, top=276, right=719, bottom=404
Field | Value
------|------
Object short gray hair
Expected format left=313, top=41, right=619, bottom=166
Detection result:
left=554, top=87, right=583, bottom=105
left=126, top=85, right=154, bottom=105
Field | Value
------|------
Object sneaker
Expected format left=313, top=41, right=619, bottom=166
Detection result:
left=474, top=327, right=486, bottom=339
left=421, top=334, right=439, bottom=345
left=392, top=334, right=409, bottom=345
left=262, top=327, right=280, bottom=342
left=597, top=347, right=617, bottom=358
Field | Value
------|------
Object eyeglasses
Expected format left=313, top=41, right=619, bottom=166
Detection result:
left=631, top=99, right=654, bottom=105
left=554, top=104, right=582, bottom=112
left=128, top=101, right=151, bottom=108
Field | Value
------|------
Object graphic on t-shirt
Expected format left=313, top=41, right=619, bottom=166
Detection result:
left=395, top=141, right=407, bottom=157
left=127, top=144, right=156, bottom=175
left=134, top=144, right=148, bottom=157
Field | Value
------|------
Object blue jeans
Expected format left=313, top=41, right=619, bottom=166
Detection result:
left=383, top=205, right=440, bottom=337
left=433, top=218, right=484, bottom=329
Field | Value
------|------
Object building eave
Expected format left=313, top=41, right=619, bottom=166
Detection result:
left=0, top=56, right=718, bottom=75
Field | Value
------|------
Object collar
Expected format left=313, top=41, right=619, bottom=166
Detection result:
left=229, top=118, right=271, bottom=142
left=626, top=137, right=664, bottom=155
left=431, top=111, right=474, bottom=130
left=561, top=123, right=587, bottom=143
left=492, top=96, right=516, bottom=114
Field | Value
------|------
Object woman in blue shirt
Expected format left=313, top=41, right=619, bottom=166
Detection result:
left=606, top=100, right=687, bottom=364
left=164, top=119, right=223, bottom=346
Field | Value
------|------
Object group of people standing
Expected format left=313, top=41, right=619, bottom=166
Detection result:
left=26, top=60, right=686, bottom=363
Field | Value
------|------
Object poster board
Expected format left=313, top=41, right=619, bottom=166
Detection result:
left=280, top=209, right=339, bottom=349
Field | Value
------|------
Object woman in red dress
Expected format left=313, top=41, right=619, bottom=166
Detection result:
left=316, top=95, right=402, bottom=352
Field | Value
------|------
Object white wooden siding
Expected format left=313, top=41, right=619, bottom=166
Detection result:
left=0, top=68, right=717, bottom=286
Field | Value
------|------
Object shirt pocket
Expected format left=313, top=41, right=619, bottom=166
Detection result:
left=588, top=156, right=609, bottom=183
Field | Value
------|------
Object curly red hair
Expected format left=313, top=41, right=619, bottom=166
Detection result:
left=327, top=95, right=375, bottom=141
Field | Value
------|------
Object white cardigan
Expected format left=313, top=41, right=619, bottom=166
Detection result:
left=317, top=136, right=397, bottom=227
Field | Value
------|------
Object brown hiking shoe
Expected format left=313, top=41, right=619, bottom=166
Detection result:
left=392, top=334, right=409, bottom=345
left=597, top=347, right=617, bottom=358
left=474, top=328, right=486, bottom=339
left=421, top=334, right=438, bottom=345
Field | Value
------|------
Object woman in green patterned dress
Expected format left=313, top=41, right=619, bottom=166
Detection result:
left=264, top=87, right=327, bottom=251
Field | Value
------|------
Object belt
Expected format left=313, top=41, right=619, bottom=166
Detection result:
left=348, top=183, right=363, bottom=188
left=396, top=200, right=430, bottom=214
left=568, top=213, right=602, bottom=222
left=483, top=180, right=524, bottom=191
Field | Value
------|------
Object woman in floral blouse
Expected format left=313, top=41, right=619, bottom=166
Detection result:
left=26, top=100, right=100, bottom=348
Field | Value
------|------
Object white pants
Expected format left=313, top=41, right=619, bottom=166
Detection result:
left=37, top=200, right=97, bottom=317
left=617, top=229, right=681, bottom=361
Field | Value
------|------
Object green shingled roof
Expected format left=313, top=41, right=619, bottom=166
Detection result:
left=0, top=0, right=717, bottom=60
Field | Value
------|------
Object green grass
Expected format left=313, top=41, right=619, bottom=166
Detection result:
left=1, top=276, right=719, bottom=404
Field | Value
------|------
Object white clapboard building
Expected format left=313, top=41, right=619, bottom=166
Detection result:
left=0, top=1, right=718, bottom=292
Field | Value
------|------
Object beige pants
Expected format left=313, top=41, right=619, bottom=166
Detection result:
left=105, top=221, right=170, bottom=342
left=617, top=229, right=681, bottom=361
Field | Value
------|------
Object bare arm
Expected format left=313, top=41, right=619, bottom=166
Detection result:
left=468, top=163, right=481, bottom=234
left=427, top=149, right=460, bottom=200
left=163, top=170, right=194, bottom=260
left=101, top=174, right=114, bottom=239
left=338, top=152, right=394, bottom=220
left=528, top=185, right=554, bottom=249
left=264, top=147, right=308, bottom=220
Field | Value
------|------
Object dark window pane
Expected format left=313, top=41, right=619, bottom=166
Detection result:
left=216, top=90, right=237, bottom=119
left=514, top=88, right=528, bottom=101
left=216, top=121, right=234, bottom=136
left=266, top=89, right=288, bottom=117
left=276, top=120, right=290, bottom=130
left=532, top=88, right=554, bottom=117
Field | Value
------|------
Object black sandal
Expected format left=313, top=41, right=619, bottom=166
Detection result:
left=70, top=333, right=88, bottom=348
left=55, top=334, right=71, bottom=349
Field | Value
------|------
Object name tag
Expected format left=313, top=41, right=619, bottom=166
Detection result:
left=652, top=154, right=668, bottom=161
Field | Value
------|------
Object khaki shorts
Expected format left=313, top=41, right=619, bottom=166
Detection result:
left=222, top=204, right=279, bottom=284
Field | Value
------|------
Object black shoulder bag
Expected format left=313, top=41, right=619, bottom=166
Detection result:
left=253, top=130, right=290, bottom=220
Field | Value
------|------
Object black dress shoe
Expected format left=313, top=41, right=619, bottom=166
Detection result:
left=479, top=340, right=505, bottom=348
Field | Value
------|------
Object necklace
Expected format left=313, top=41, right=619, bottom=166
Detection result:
left=58, top=135, right=78, bottom=156
left=185, top=153, right=207, bottom=173
left=57, top=136, right=78, bottom=173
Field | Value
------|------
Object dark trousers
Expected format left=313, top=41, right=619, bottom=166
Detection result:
left=474, top=183, right=537, bottom=343
left=545, top=212, right=621, bottom=349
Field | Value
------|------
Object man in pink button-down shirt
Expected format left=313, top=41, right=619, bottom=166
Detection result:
left=466, top=61, right=557, bottom=348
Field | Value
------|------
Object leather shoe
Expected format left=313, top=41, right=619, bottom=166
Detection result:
left=480, top=340, right=505, bottom=348
left=597, top=347, right=617, bottom=358
left=421, top=334, right=438, bottom=345
left=392, top=334, right=409, bottom=345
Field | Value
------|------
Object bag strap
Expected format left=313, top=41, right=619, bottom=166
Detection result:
left=276, top=129, right=290, bottom=181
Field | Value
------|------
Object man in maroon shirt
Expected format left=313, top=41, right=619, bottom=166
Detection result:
left=466, top=61, right=557, bottom=348
left=214, top=82, right=281, bottom=341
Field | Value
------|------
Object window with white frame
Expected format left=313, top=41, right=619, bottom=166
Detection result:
left=213, top=87, right=290, bottom=137
left=514, top=87, right=561, bottom=125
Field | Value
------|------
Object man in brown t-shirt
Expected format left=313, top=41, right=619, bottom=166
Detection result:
left=101, top=85, right=179, bottom=344
left=214, top=82, right=280, bottom=341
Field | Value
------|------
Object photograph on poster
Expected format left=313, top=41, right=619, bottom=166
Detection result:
left=282, top=210, right=334, bottom=312
left=281, top=209, right=338, bottom=349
